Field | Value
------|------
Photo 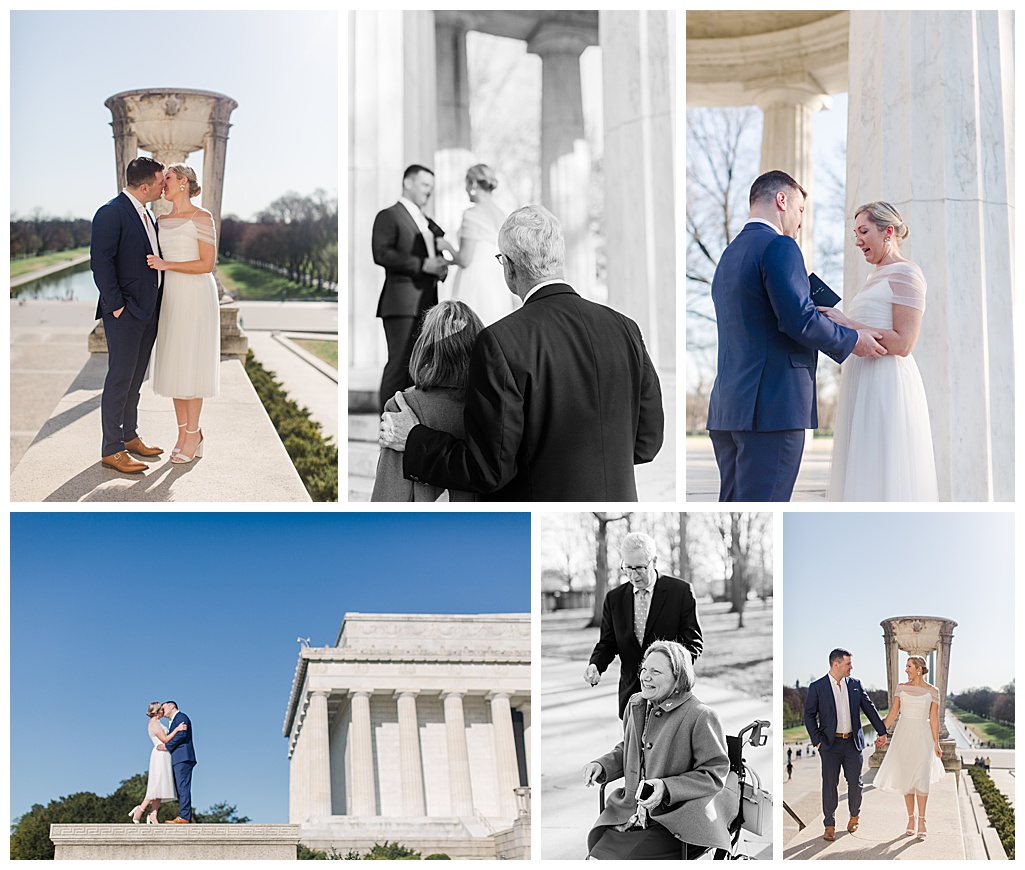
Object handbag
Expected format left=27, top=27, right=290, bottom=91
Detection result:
left=739, top=772, right=772, bottom=836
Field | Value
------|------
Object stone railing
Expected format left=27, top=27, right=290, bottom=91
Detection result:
left=50, top=823, right=301, bottom=860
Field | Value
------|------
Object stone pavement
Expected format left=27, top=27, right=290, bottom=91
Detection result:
left=686, top=434, right=830, bottom=501
left=782, top=742, right=977, bottom=860
left=348, top=367, right=677, bottom=502
left=540, top=613, right=772, bottom=860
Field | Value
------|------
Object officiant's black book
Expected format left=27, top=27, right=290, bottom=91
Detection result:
left=809, top=272, right=841, bottom=308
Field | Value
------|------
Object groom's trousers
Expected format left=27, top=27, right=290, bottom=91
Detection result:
left=709, top=429, right=804, bottom=501
left=819, top=736, right=864, bottom=827
left=100, top=308, right=159, bottom=456
left=172, top=760, right=196, bottom=821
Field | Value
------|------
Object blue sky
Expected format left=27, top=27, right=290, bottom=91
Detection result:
left=10, top=512, right=530, bottom=824
left=783, top=512, right=1014, bottom=694
left=11, top=11, right=337, bottom=220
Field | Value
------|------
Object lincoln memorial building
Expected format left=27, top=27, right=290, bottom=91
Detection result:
left=283, top=613, right=531, bottom=858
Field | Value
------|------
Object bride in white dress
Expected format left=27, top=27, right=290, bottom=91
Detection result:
left=435, top=164, right=519, bottom=326
left=128, top=701, right=187, bottom=824
left=873, top=657, right=945, bottom=839
left=148, top=163, right=220, bottom=463
left=822, top=201, right=938, bottom=501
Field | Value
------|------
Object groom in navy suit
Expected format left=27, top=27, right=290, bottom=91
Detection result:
left=804, top=648, right=888, bottom=841
left=372, top=164, right=450, bottom=411
left=159, top=701, right=196, bottom=824
left=90, top=156, right=167, bottom=473
left=706, top=170, right=887, bottom=501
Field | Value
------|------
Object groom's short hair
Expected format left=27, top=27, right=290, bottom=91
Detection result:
left=126, top=157, right=165, bottom=189
left=749, top=170, right=807, bottom=207
left=163, top=700, right=178, bottom=709
left=828, top=648, right=852, bottom=664
left=403, top=164, right=434, bottom=182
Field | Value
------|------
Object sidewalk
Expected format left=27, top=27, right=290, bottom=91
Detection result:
left=686, top=434, right=830, bottom=501
left=783, top=744, right=970, bottom=859
left=540, top=614, right=772, bottom=860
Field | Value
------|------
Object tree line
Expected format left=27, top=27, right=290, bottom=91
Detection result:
left=951, top=681, right=1015, bottom=724
left=784, top=684, right=889, bottom=729
left=10, top=772, right=248, bottom=859
left=220, top=190, right=337, bottom=292
left=10, top=215, right=91, bottom=259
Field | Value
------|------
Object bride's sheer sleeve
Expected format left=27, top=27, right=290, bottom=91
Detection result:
left=889, top=263, right=927, bottom=312
left=192, top=210, right=217, bottom=247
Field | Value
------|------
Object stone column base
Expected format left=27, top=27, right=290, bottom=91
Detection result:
left=88, top=303, right=248, bottom=360
left=50, top=824, right=301, bottom=860
left=869, top=738, right=962, bottom=771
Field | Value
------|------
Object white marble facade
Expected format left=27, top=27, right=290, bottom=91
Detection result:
left=283, top=613, right=530, bottom=855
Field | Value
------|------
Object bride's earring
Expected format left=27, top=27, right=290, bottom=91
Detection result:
left=180, top=184, right=185, bottom=191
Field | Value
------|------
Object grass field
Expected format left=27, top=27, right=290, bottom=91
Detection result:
left=11, top=247, right=89, bottom=278
left=293, top=338, right=338, bottom=369
left=950, top=707, right=1015, bottom=747
left=216, top=259, right=334, bottom=301
left=783, top=711, right=889, bottom=744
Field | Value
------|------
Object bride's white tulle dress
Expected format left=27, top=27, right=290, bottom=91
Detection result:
left=152, top=212, right=220, bottom=399
left=450, top=201, right=519, bottom=326
left=828, top=261, right=938, bottom=501
left=145, top=720, right=177, bottom=800
left=874, top=684, right=945, bottom=796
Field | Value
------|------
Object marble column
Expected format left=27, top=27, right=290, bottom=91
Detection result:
left=305, top=692, right=332, bottom=820
left=395, top=691, right=426, bottom=816
left=754, top=86, right=830, bottom=268
left=289, top=727, right=304, bottom=822
left=528, top=25, right=594, bottom=296
left=935, top=622, right=956, bottom=740
left=488, top=693, right=520, bottom=818
left=520, top=700, right=531, bottom=787
left=600, top=10, right=676, bottom=371
left=200, top=96, right=236, bottom=236
left=442, top=691, right=475, bottom=817
left=348, top=691, right=376, bottom=816
left=434, top=13, right=476, bottom=256
left=348, top=10, right=438, bottom=370
left=845, top=10, right=1015, bottom=501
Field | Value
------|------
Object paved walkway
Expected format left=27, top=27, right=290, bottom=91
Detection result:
left=540, top=614, right=772, bottom=860
left=686, top=434, right=830, bottom=501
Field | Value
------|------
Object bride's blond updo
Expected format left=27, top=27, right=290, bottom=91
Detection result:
left=167, top=163, right=202, bottom=198
left=907, top=655, right=928, bottom=676
left=147, top=701, right=163, bottom=718
left=854, top=200, right=909, bottom=245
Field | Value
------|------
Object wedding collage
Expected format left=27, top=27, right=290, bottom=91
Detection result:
left=7, top=8, right=1017, bottom=865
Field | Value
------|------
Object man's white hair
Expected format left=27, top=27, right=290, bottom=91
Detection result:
left=498, top=205, right=565, bottom=281
left=622, top=531, right=657, bottom=560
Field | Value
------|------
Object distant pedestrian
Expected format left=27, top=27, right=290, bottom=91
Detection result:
left=787, top=747, right=793, bottom=763
left=796, top=748, right=802, bottom=759
left=985, top=756, right=991, bottom=770
left=787, top=760, right=794, bottom=781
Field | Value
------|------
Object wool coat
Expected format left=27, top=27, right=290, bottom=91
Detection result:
left=588, top=691, right=739, bottom=853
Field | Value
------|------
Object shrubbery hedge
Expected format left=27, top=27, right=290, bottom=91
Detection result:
left=967, top=765, right=1014, bottom=858
left=245, top=351, right=337, bottom=502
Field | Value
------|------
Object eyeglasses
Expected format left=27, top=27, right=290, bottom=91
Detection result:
left=621, top=561, right=652, bottom=575
left=495, top=253, right=511, bottom=266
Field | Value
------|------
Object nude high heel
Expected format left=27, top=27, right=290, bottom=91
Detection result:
left=147, top=809, right=159, bottom=825
left=129, top=805, right=142, bottom=824
left=904, top=814, right=915, bottom=835
left=171, top=422, right=187, bottom=459
left=917, top=817, right=927, bottom=839
left=171, top=428, right=203, bottom=463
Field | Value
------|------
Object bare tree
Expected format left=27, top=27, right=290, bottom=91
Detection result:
left=703, top=512, right=772, bottom=628
left=588, top=512, right=630, bottom=628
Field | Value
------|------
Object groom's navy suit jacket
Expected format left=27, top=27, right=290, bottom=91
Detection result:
left=165, top=711, right=196, bottom=766
left=706, top=223, right=857, bottom=432
left=402, top=282, right=664, bottom=500
left=372, top=202, right=441, bottom=319
left=90, top=192, right=161, bottom=322
left=803, top=674, right=887, bottom=752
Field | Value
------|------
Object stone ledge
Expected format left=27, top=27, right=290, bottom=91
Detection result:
left=50, top=823, right=301, bottom=860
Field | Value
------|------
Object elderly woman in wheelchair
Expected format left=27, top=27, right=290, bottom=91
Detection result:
left=582, top=641, right=741, bottom=859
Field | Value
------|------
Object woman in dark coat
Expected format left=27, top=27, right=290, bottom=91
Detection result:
left=583, top=641, right=739, bottom=859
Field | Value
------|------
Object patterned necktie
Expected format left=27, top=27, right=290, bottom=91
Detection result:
left=635, top=589, right=649, bottom=644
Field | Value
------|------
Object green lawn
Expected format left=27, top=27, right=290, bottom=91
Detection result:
left=783, top=711, right=888, bottom=744
left=11, top=246, right=89, bottom=278
left=216, top=259, right=334, bottom=301
left=292, top=338, right=338, bottom=369
left=950, top=707, right=1015, bottom=747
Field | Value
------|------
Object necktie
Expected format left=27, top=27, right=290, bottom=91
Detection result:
left=635, top=589, right=649, bottom=644
left=141, top=208, right=159, bottom=254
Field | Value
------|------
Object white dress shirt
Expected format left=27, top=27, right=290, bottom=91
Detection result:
left=830, top=675, right=853, bottom=733
left=123, top=187, right=159, bottom=254
left=398, top=196, right=436, bottom=258
left=745, top=218, right=783, bottom=235
left=523, top=278, right=567, bottom=304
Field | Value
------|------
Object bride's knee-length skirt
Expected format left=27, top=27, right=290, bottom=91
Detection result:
left=152, top=270, right=220, bottom=399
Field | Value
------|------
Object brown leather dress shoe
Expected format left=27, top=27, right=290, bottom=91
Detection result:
left=847, top=815, right=860, bottom=833
left=166, top=817, right=191, bottom=824
left=823, top=826, right=835, bottom=840
left=101, top=451, right=147, bottom=473
left=124, top=436, right=163, bottom=457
